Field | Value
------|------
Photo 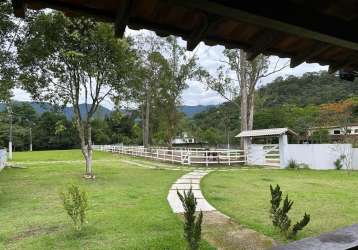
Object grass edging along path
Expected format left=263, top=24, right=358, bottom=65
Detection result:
left=0, top=150, right=215, bottom=249
left=201, top=169, right=358, bottom=243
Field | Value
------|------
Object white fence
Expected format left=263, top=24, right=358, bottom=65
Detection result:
left=0, top=149, right=7, bottom=171
left=93, top=145, right=246, bottom=166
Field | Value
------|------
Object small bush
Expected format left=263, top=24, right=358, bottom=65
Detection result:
left=299, top=163, right=310, bottom=169
left=270, top=184, right=310, bottom=239
left=334, top=155, right=345, bottom=170
left=60, top=184, right=88, bottom=230
left=286, top=160, right=299, bottom=169
left=177, top=188, right=203, bottom=250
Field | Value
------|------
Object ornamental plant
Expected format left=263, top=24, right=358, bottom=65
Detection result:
left=60, top=184, right=89, bottom=230
left=177, top=188, right=203, bottom=250
left=270, top=184, right=310, bottom=239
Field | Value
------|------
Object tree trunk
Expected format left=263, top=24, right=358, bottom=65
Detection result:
left=85, top=124, right=93, bottom=177
left=248, top=91, right=255, bottom=130
left=77, top=118, right=94, bottom=178
left=144, top=87, right=150, bottom=148
left=239, top=52, right=248, bottom=150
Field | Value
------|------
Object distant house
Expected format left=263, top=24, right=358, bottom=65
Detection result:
left=308, top=125, right=358, bottom=136
left=172, top=132, right=196, bottom=145
left=307, top=124, right=358, bottom=143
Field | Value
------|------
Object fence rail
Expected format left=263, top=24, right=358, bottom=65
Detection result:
left=93, top=145, right=246, bottom=166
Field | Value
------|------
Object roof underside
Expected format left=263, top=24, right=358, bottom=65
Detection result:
left=236, top=128, right=297, bottom=138
left=11, top=0, right=358, bottom=71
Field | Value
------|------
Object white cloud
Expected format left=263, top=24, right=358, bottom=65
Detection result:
left=11, top=28, right=328, bottom=108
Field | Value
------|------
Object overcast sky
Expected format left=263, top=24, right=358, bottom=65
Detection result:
left=12, top=28, right=328, bottom=108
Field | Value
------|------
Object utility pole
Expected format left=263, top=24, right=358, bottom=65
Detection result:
left=7, top=105, right=13, bottom=160
left=29, top=127, right=32, bottom=152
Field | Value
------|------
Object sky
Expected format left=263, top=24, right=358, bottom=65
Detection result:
left=12, top=28, right=328, bottom=108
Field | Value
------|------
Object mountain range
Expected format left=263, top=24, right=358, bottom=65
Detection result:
left=0, top=102, right=216, bottom=119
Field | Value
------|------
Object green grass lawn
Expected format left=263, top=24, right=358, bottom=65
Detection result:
left=201, top=169, right=358, bottom=242
left=0, top=150, right=214, bottom=249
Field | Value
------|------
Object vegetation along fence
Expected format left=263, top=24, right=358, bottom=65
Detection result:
left=93, top=145, right=246, bottom=166
left=0, top=149, right=7, bottom=171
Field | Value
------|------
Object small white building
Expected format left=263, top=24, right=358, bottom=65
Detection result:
left=172, top=132, right=196, bottom=145
left=308, top=124, right=358, bottom=136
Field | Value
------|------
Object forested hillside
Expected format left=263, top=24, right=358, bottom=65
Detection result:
left=258, top=71, right=358, bottom=107
left=190, top=71, right=358, bottom=145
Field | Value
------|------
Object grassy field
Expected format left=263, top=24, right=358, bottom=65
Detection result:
left=201, top=169, right=358, bottom=242
left=0, top=150, right=214, bottom=249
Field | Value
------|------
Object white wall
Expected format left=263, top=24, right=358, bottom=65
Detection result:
left=351, top=148, right=358, bottom=170
left=0, top=149, right=7, bottom=171
left=286, top=144, right=352, bottom=170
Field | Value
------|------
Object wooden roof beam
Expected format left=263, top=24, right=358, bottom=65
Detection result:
left=11, top=0, right=25, bottom=17
left=170, top=0, right=358, bottom=52
left=246, top=30, right=282, bottom=61
left=21, top=0, right=114, bottom=21
left=114, top=0, right=133, bottom=38
left=187, top=14, right=219, bottom=51
left=290, top=43, right=331, bottom=68
left=328, top=53, right=358, bottom=73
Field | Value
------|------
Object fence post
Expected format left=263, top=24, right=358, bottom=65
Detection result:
left=205, top=151, right=208, bottom=167
left=228, top=150, right=231, bottom=166
left=157, top=149, right=159, bottom=160
left=171, top=150, right=174, bottom=163
left=180, top=150, right=183, bottom=165
left=188, top=151, right=191, bottom=165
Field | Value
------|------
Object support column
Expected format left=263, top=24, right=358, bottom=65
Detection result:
left=279, top=134, right=288, bottom=168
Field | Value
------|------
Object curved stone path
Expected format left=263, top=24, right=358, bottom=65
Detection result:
left=167, top=170, right=277, bottom=250
left=167, top=170, right=216, bottom=213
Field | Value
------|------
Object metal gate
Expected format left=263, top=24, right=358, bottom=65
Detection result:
left=263, top=144, right=280, bottom=167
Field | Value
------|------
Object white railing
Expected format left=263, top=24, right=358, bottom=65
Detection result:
left=0, top=149, right=7, bottom=171
left=93, top=145, right=246, bottom=166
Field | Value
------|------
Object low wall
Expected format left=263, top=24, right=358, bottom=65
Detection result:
left=286, top=144, right=352, bottom=170
left=351, top=148, right=358, bottom=170
left=0, top=149, right=7, bottom=171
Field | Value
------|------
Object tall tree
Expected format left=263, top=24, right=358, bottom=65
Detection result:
left=17, top=12, right=136, bottom=178
left=158, top=36, right=198, bottom=147
left=131, top=34, right=169, bottom=147
left=202, top=50, right=286, bottom=148
left=0, top=1, right=18, bottom=102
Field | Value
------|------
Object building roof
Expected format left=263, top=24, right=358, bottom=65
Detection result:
left=11, top=0, right=358, bottom=72
left=308, top=124, right=358, bottom=130
left=235, top=128, right=297, bottom=138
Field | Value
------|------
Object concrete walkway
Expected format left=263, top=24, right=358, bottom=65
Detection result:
left=167, top=170, right=276, bottom=249
left=167, top=170, right=216, bottom=213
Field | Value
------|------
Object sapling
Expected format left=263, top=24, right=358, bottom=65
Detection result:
left=177, top=188, right=203, bottom=250
left=269, top=184, right=310, bottom=239
left=60, top=184, right=88, bottom=230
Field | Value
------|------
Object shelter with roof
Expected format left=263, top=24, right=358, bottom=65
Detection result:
left=236, top=128, right=297, bottom=167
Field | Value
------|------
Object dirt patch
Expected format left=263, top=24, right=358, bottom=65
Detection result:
left=202, top=211, right=277, bottom=250
left=6, top=225, right=61, bottom=243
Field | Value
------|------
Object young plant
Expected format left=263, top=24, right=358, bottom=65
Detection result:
left=286, top=160, right=299, bottom=169
left=177, top=188, right=203, bottom=250
left=60, top=184, right=89, bottom=230
left=334, top=155, right=345, bottom=170
left=269, top=184, right=310, bottom=239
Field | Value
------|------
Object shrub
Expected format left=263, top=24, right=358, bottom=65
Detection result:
left=177, top=188, right=203, bottom=250
left=299, top=163, right=310, bottom=169
left=286, top=160, right=299, bottom=169
left=270, top=184, right=310, bottom=239
left=334, top=155, right=345, bottom=170
left=60, top=184, right=88, bottom=230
